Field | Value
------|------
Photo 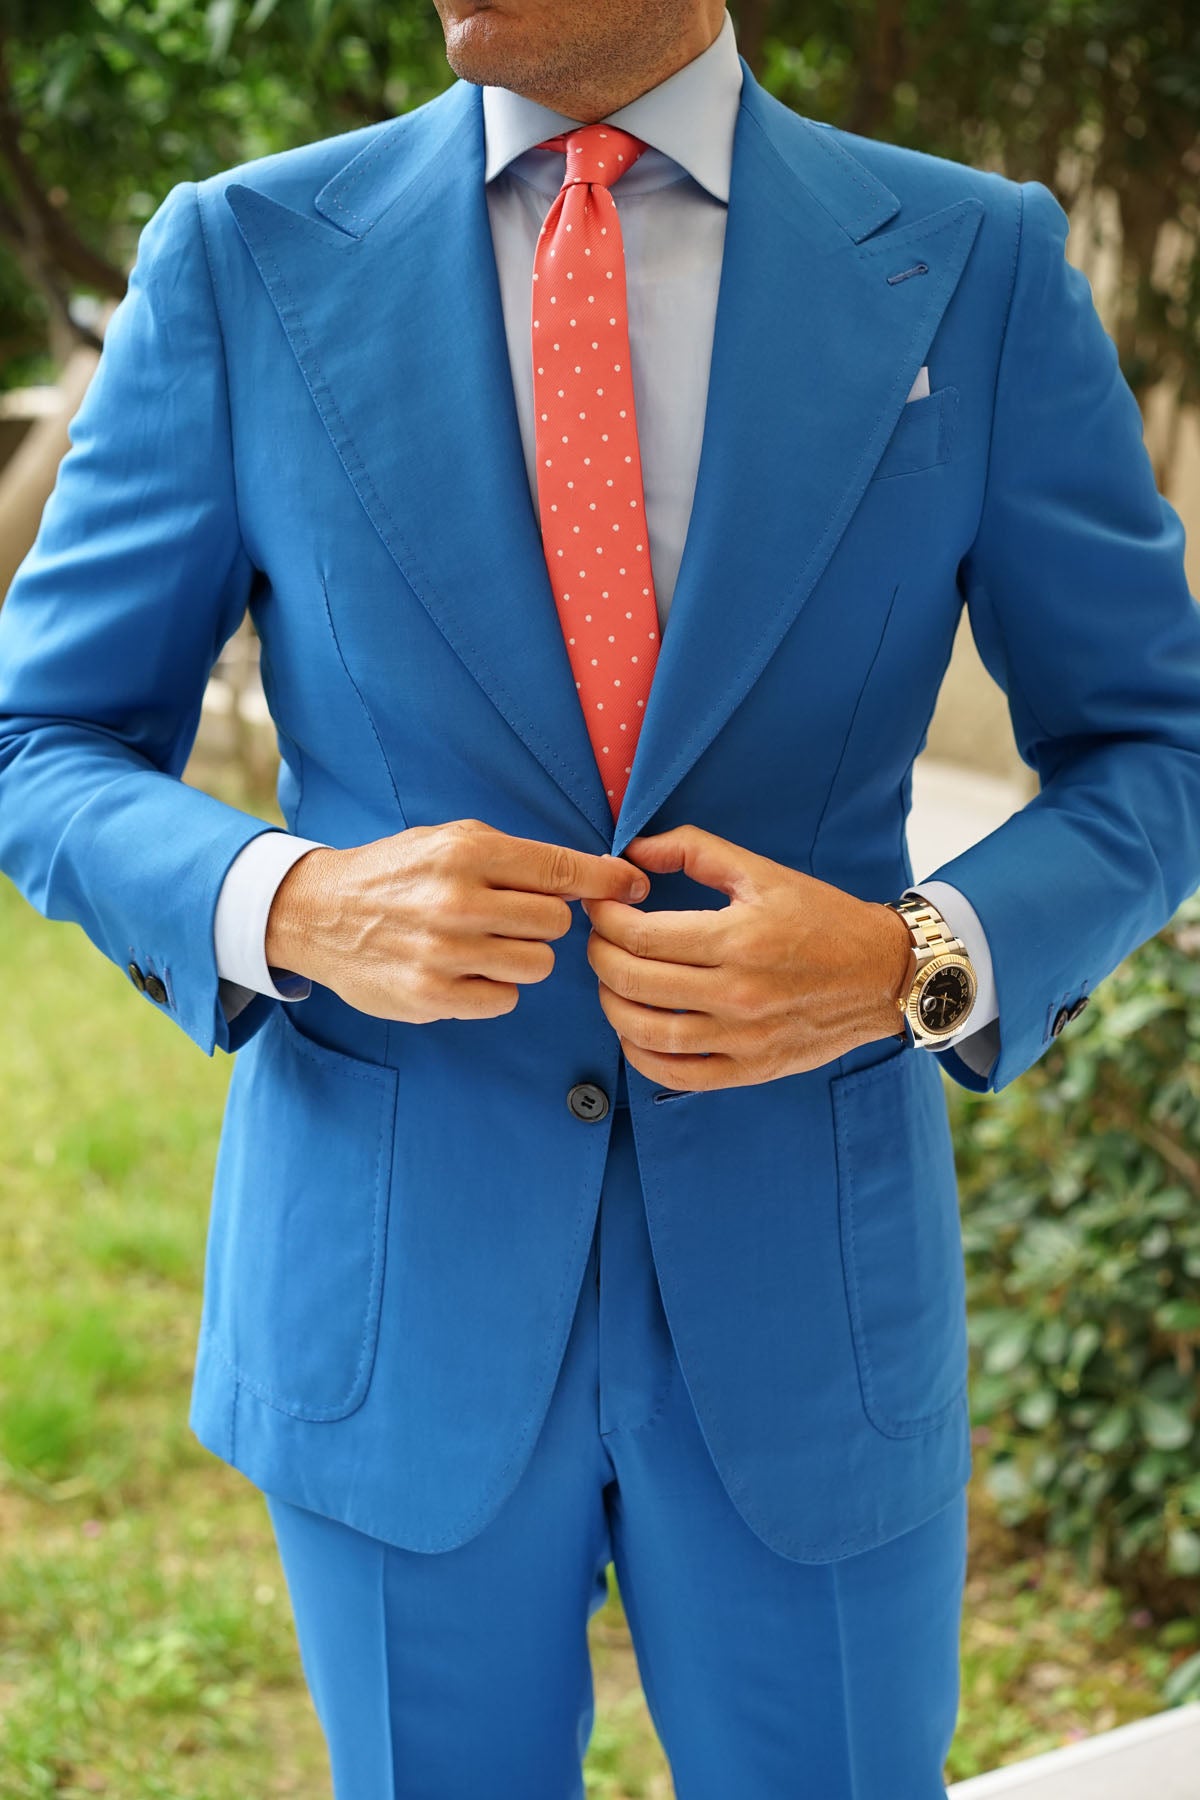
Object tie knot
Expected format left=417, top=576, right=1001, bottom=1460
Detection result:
left=535, top=122, right=649, bottom=191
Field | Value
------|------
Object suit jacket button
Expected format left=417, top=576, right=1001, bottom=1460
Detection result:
left=144, top=974, right=168, bottom=1005
left=1051, top=1005, right=1070, bottom=1037
left=127, top=962, right=147, bottom=993
left=1067, top=995, right=1090, bottom=1022
left=567, top=1081, right=609, bottom=1122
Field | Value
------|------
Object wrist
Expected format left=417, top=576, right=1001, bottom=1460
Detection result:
left=870, top=900, right=916, bottom=1041
left=265, top=846, right=340, bottom=974
left=885, top=894, right=979, bottom=1044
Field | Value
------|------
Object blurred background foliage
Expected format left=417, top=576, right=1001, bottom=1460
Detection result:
left=0, top=0, right=1198, bottom=400
left=951, top=889, right=1200, bottom=1688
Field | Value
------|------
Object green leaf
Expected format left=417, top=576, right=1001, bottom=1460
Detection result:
left=206, top=0, right=239, bottom=62
left=1030, top=1448, right=1060, bottom=1490
left=1163, top=1650, right=1200, bottom=1706
left=1131, top=1451, right=1171, bottom=1494
left=41, top=39, right=91, bottom=117
left=1103, top=994, right=1169, bottom=1038
left=983, top=1317, right=1033, bottom=1375
left=1136, top=1395, right=1194, bottom=1451
left=1015, top=1388, right=1057, bottom=1430
left=985, top=1460, right=1032, bottom=1510
left=967, top=1372, right=1015, bottom=1421
left=1166, top=1529, right=1200, bottom=1577
left=1035, top=1317, right=1070, bottom=1364
left=1154, top=1300, right=1200, bottom=1332
left=1087, top=1407, right=1133, bottom=1453
left=1067, top=1322, right=1103, bottom=1372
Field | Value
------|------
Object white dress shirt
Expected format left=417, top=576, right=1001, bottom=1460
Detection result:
left=214, top=6, right=1000, bottom=1076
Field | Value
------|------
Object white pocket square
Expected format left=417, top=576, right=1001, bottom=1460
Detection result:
left=906, top=365, right=931, bottom=403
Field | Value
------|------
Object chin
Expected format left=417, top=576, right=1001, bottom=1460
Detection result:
left=443, top=11, right=524, bottom=82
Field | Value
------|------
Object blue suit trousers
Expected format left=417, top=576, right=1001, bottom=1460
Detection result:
left=263, top=1068, right=969, bottom=1799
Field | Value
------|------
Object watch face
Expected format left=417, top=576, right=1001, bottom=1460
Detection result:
left=917, top=962, right=974, bottom=1034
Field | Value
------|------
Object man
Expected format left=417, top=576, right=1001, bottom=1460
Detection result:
left=1, top=2, right=1198, bottom=1794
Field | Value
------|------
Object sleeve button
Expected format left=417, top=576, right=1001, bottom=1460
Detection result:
left=127, top=962, right=147, bottom=993
left=1066, top=995, right=1090, bottom=1022
left=144, top=974, right=168, bottom=1005
left=1051, top=1005, right=1070, bottom=1038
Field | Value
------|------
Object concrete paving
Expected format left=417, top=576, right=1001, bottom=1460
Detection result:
left=948, top=1702, right=1200, bottom=1796
left=906, top=752, right=1028, bottom=883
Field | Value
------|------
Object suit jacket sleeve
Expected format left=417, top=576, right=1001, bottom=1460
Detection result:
left=919, top=177, right=1200, bottom=1094
left=0, top=180, right=285, bottom=1058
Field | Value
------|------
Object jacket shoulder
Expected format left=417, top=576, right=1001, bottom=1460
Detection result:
left=816, top=121, right=1025, bottom=226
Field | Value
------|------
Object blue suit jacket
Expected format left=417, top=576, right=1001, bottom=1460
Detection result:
left=2, top=62, right=1199, bottom=1562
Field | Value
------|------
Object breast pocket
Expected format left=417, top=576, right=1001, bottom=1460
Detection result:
left=870, top=385, right=959, bottom=482
left=830, top=1043, right=968, bottom=1438
left=203, top=1004, right=399, bottom=1422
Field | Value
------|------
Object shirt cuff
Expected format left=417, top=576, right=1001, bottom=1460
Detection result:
left=213, top=829, right=330, bottom=1005
left=902, top=878, right=999, bottom=1078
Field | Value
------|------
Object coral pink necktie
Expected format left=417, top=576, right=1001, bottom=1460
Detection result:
left=531, top=123, right=660, bottom=821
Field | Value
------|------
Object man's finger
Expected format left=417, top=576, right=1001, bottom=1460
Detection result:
left=622, top=824, right=764, bottom=901
left=583, top=898, right=726, bottom=965
left=485, top=837, right=648, bottom=903
left=588, top=929, right=722, bottom=1010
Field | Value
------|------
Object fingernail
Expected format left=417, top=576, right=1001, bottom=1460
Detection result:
left=631, top=879, right=649, bottom=900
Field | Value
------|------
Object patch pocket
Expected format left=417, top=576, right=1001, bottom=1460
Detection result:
left=830, top=1044, right=968, bottom=1438
left=205, top=1004, right=399, bottom=1422
left=870, top=385, right=959, bottom=481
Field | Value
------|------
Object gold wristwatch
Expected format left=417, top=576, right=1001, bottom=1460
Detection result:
left=884, top=893, right=978, bottom=1047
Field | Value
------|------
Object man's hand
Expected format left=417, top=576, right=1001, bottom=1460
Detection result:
left=264, top=819, right=649, bottom=1023
left=581, top=824, right=914, bottom=1091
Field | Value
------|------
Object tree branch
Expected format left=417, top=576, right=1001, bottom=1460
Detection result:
left=0, top=34, right=127, bottom=301
left=732, top=0, right=770, bottom=80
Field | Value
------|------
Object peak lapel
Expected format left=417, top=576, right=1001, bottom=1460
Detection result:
left=610, top=66, right=984, bottom=851
left=226, top=80, right=616, bottom=846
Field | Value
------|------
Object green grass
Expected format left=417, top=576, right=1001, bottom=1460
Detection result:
left=0, top=765, right=1189, bottom=1794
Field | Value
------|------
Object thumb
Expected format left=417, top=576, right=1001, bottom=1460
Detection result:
left=621, top=825, right=759, bottom=900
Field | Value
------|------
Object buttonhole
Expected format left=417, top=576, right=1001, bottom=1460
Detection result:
left=886, top=262, right=929, bottom=286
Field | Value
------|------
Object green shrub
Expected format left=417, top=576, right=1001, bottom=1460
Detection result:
left=949, top=888, right=1200, bottom=1610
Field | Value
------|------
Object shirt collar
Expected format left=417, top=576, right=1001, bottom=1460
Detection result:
left=481, top=6, right=742, bottom=202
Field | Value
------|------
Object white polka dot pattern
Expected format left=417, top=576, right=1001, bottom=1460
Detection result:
left=532, top=123, right=659, bottom=820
